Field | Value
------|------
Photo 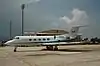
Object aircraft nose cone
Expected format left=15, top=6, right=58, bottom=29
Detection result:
left=4, top=40, right=14, bottom=45
left=4, top=41, right=10, bottom=45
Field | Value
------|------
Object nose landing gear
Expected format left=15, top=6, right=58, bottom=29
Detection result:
left=14, top=46, right=17, bottom=52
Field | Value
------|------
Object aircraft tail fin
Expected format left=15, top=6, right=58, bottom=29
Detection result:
left=69, top=25, right=87, bottom=38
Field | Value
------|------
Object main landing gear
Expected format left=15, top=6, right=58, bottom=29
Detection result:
left=46, top=46, right=58, bottom=51
left=54, top=46, right=58, bottom=51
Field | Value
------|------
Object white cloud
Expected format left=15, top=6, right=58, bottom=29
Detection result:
left=60, top=8, right=88, bottom=27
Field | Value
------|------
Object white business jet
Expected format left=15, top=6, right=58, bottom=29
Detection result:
left=4, top=25, right=86, bottom=52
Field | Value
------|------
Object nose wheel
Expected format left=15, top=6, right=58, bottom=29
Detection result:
left=14, top=46, right=17, bottom=52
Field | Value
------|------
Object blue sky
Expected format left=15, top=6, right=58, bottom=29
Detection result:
left=0, top=0, right=100, bottom=38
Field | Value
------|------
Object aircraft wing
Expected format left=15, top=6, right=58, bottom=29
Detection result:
left=42, top=42, right=84, bottom=46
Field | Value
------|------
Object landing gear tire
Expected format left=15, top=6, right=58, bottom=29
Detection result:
left=46, top=46, right=53, bottom=50
left=54, top=46, right=58, bottom=51
left=14, top=49, right=16, bottom=52
left=14, top=47, right=17, bottom=52
left=46, top=46, right=49, bottom=50
left=49, top=46, right=53, bottom=50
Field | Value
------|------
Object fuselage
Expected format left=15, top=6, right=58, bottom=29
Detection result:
left=5, top=35, right=71, bottom=46
left=5, top=26, right=85, bottom=46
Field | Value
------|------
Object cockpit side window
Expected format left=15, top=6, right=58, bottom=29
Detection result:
left=15, top=37, right=19, bottom=39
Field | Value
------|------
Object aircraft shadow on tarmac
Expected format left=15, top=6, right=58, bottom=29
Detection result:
left=26, top=53, right=62, bottom=56
left=18, top=48, right=94, bottom=57
left=25, top=49, right=93, bottom=57
left=41, top=49, right=92, bottom=52
left=17, top=50, right=40, bottom=52
left=17, top=48, right=92, bottom=52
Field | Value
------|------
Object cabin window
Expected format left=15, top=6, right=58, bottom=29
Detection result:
left=34, top=39, right=36, bottom=41
left=47, top=38, right=50, bottom=40
left=29, top=39, right=32, bottom=41
left=43, top=38, right=46, bottom=41
left=38, top=39, right=41, bottom=41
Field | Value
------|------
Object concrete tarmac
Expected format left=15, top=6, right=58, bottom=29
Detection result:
left=0, top=45, right=100, bottom=66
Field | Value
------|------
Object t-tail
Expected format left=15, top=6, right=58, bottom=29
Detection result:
left=69, top=25, right=87, bottom=38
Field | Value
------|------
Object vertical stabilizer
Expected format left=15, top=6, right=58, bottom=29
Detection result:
left=69, top=25, right=87, bottom=38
